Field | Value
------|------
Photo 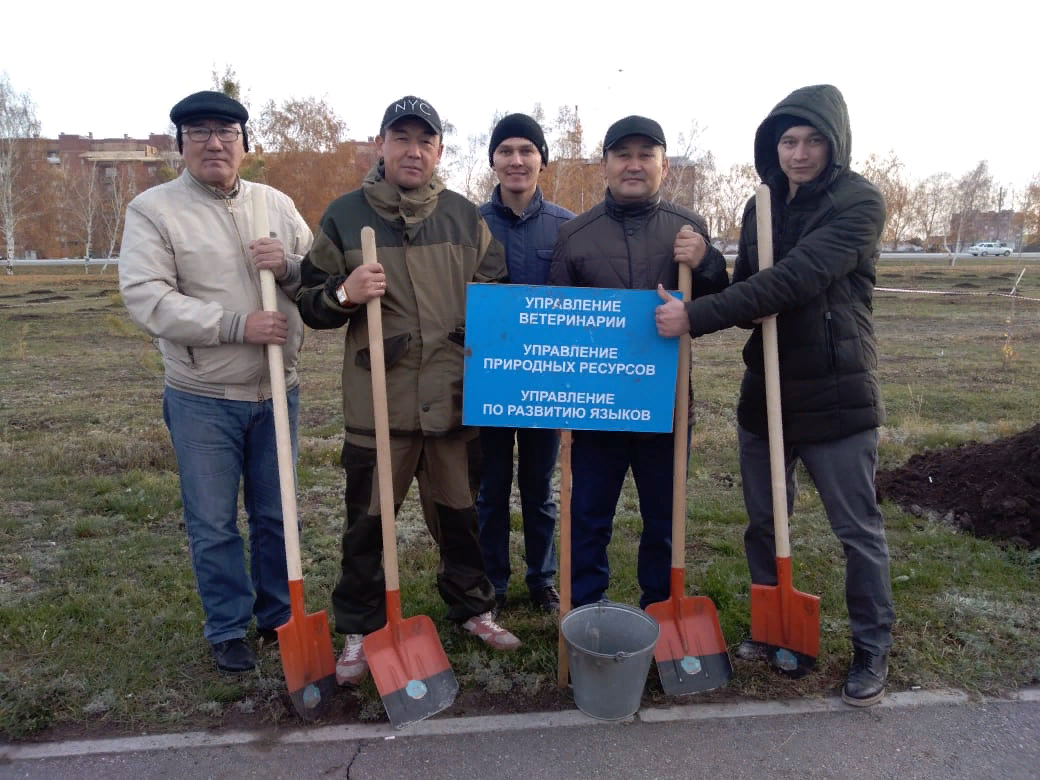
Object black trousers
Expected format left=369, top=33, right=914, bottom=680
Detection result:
left=331, top=433, right=495, bottom=634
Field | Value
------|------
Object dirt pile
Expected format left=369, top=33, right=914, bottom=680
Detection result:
left=876, top=424, right=1040, bottom=549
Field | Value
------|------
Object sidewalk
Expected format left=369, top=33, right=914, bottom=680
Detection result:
left=3, top=688, right=1038, bottom=779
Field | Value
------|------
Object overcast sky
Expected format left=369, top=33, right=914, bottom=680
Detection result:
left=6, top=0, right=1036, bottom=196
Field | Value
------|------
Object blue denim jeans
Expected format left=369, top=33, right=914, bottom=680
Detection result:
left=163, top=386, right=298, bottom=644
left=476, top=427, right=559, bottom=596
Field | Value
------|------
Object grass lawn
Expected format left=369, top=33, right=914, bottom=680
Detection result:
left=1, top=259, right=1038, bottom=740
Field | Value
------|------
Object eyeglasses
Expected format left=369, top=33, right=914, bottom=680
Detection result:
left=184, top=126, right=241, bottom=144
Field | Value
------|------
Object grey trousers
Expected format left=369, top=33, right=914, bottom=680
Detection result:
left=738, top=425, right=894, bottom=656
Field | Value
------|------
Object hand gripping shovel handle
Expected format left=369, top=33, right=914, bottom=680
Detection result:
left=254, top=193, right=302, bottom=582
left=754, top=184, right=790, bottom=559
left=360, top=227, right=400, bottom=599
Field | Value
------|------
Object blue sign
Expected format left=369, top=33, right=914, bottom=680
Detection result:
left=463, top=284, right=681, bottom=433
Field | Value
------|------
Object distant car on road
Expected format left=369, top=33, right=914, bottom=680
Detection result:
left=968, top=242, right=1012, bottom=256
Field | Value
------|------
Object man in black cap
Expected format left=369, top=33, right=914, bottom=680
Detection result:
left=549, top=115, right=729, bottom=610
left=655, top=84, right=893, bottom=706
left=476, top=114, right=574, bottom=618
left=119, top=91, right=313, bottom=673
left=295, top=95, right=519, bottom=688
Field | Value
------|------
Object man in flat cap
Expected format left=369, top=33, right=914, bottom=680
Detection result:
left=549, top=115, right=729, bottom=610
left=119, top=90, right=313, bottom=673
left=295, top=95, right=518, bottom=688
left=655, top=84, right=893, bottom=706
left=476, top=113, right=574, bottom=618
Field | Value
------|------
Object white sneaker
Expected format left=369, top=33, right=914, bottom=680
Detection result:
left=460, top=612, right=522, bottom=651
left=336, top=634, right=368, bottom=686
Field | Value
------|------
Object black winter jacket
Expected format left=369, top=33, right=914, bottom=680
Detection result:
left=548, top=190, right=728, bottom=296
left=682, top=84, right=887, bottom=444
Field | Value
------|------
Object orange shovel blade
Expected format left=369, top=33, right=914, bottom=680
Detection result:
left=750, top=556, right=820, bottom=677
left=277, top=580, right=337, bottom=720
left=364, top=593, right=458, bottom=730
left=646, top=570, right=732, bottom=695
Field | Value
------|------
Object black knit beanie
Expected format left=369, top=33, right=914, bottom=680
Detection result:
left=772, top=114, right=813, bottom=146
left=488, top=113, right=549, bottom=167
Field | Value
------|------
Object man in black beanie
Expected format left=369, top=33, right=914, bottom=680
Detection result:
left=476, top=114, right=574, bottom=617
left=119, top=89, right=312, bottom=673
left=655, top=84, right=893, bottom=707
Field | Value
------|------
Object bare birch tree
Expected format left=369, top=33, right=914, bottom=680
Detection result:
left=0, top=72, right=42, bottom=273
left=66, top=160, right=102, bottom=272
left=100, top=166, right=136, bottom=272
left=949, top=161, right=994, bottom=265
left=912, top=172, right=954, bottom=250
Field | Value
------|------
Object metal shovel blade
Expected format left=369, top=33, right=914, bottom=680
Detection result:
left=646, top=572, right=732, bottom=695
left=750, top=556, right=820, bottom=678
left=364, top=593, right=459, bottom=730
left=277, top=580, right=338, bottom=721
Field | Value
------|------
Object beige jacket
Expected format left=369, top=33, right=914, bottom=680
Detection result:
left=120, top=171, right=312, bottom=401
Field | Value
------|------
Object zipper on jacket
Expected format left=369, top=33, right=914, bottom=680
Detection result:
left=824, top=311, right=838, bottom=371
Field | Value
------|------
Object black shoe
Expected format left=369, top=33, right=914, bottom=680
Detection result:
left=492, top=593, right=508, bottom=620
left=257, top=627, right=279, bottom=645
left=531, top=586, right=561, bottom=613
left=842, top=647, right=888, bottom=707
left=211, top=638, right=256, bottom=673
left=734, top=638, right=769, bottom=662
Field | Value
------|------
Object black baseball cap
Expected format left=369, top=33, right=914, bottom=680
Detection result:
left=379, top=95, right=442, bottom=136
left=603, top=115, right=667, bottom=152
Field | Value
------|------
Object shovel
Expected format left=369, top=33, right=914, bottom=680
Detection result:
left=252, top=191, right=337, bottom=720
left=359, top=226, right=459, bottom=729
left=749, top=184, right=820, bottom=677
left=645, top=263, right=733, bottom=695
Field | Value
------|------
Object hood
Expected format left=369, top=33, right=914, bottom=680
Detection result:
left=754, top=84, right=851, bottom=195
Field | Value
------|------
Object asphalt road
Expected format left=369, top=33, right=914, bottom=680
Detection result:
left=3, top=691, right=1037, bottom=779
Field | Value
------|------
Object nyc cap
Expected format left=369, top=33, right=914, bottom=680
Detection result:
left=603, top=115, right=667, bottom=151
left=380, top=96, right=442, bottom=136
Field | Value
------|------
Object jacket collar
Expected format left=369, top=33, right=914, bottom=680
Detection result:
left=604, top=188, right=660, bottom=221
left=490, top=185, right=544, bottom=222
left=363, top=160, right=444, bottom=227
left=183, top=170, right=241, bottom=200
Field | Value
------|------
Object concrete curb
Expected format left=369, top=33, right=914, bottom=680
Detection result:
left=3, top=687, right=1038, bottom=762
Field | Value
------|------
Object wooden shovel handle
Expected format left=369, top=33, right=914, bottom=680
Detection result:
left=253, top=190, right=302, bottom=582
left=557, top=429, right=572, bottom=688
left=670, top=264, right=693, bottom=569
left=754, top=184, right=791, bottom=559
left=361, top=227, right=400, bottom=593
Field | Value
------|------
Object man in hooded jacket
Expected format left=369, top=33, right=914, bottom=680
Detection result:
left=655, top=84, right=894, bottom=707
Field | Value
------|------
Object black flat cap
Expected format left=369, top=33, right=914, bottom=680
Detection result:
left=603, top=115, right=666, bottom=152
left=170, top=91, right=249, bottom=126
left=379, top=95, right=442, bottom=136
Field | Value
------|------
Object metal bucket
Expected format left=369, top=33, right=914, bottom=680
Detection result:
left=561, top=602, right=660, bottom=720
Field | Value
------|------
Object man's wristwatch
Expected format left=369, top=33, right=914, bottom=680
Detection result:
left=335, top=282, right=352, bottom=307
